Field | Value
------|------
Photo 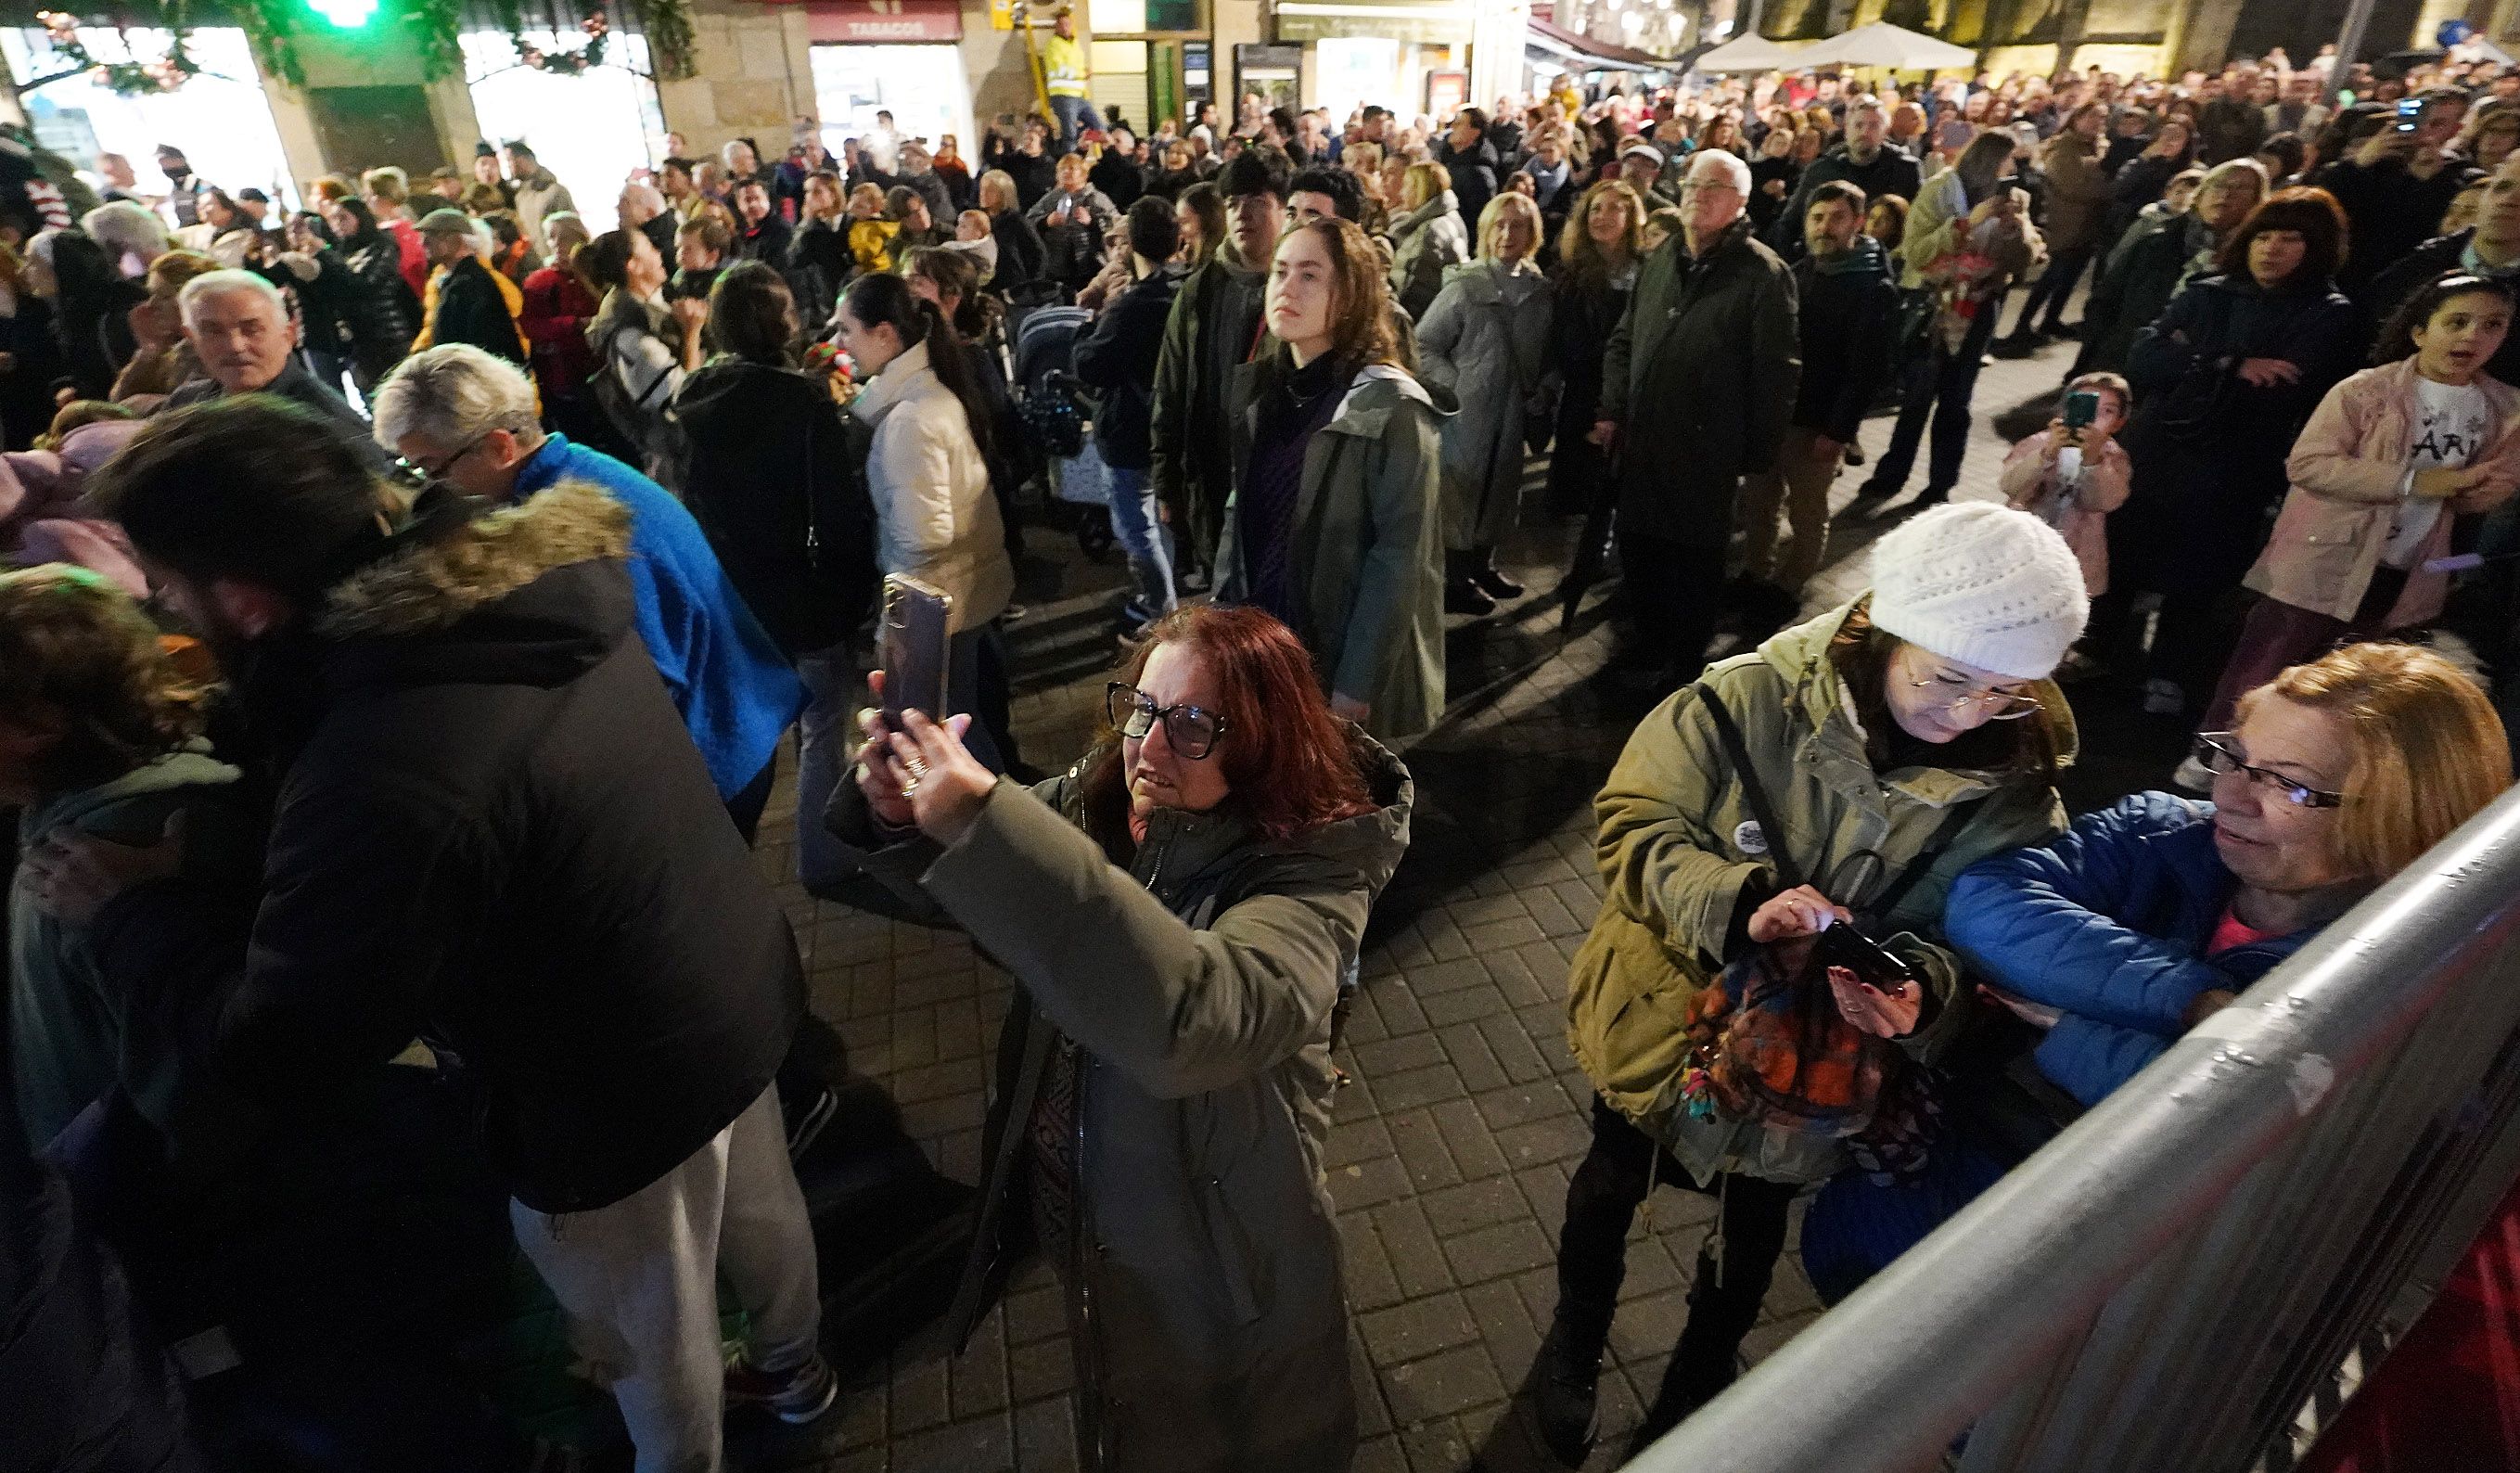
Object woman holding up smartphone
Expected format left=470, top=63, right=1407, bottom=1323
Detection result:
left=835, top=271, right=1017, bottom=772
left=827, top=604, right=1413, bottom=1473
left=1529, top=504, right=2089, bottom=1465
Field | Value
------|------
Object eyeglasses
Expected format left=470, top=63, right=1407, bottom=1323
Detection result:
left=395, top=430, right=495, bottom=484
left=1106, top=683, right=1227, bottom=761
left=2192, top=733, right=2345, bottom=809
left=1907, top=670, right=2042, bottom=720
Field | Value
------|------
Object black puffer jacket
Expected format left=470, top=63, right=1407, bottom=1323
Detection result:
left=338, top=228, right=420, bottom=374
left=171, top=485, right=804, bottom=1214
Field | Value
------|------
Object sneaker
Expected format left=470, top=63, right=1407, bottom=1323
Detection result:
left=784, top=1084, right=838, bottom=1162
left=1471, top=566, right=1526, bottom=600
left=725, top=1349, right=838, bottom=1425
left=2171, top=751, right=2216, bottom=795
left=2143, top=678, right=2187, bottom=716
left=1445, top=578, right=1497, bottom=616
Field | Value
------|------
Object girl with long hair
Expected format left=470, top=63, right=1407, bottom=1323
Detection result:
left=1215, top=216, right=1448, bottom=742
left=1548, top=180, right=1646, bottom=625
left=836, top=270, right=1020, bottom=773
left=581, top=226, right=708, bottom=484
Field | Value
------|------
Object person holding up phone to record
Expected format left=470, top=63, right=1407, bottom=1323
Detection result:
left=2308, top=87, right=2479, bottom=296
left=2001, top=371, right=2131, bottom=681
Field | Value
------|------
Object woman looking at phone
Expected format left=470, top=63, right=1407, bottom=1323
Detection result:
left=835, top=270, right=1017, bottom=772
left=827, top=603, right=1413, bottom=1473
left=1799, top=643, right=2511, bottom=1303
left=1531, top=504, right=2089, bottom=1465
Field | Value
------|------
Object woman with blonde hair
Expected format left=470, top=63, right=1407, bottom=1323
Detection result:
left=1216, top=216, right=1449, bottom=741
left=1387, top=159, right=1468, bottom=319
left=1417, top=190, right=1553, bottom=614
left=1803, top=641, right=2512, bottom=1301
left=977, top=167, right=1044, bottom=289
left=1548, top=180, right=1645, bottom=623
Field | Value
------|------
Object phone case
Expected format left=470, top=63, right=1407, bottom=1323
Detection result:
left=880, top=575, right=955, bottom=724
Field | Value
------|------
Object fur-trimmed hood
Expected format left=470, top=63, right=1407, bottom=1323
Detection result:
left=318, top=480, right=632, bottom=641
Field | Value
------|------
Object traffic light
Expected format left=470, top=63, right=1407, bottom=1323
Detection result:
left=308, top=0, right=377, bottom=27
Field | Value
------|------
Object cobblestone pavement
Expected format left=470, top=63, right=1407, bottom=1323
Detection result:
left=738, top=316, right=2178, bottom=1472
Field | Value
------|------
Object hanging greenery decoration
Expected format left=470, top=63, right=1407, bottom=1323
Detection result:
left=231, top=0, right=690, bottom=84
left=25, top=7, right=203, bottom=96
left=621, top=0, right=695, bottom=80
left=511, top=3, right=608, bottom=73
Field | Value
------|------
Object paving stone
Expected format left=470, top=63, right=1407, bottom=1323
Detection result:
left=1331, top=1151, right=1416, bottom=1213
left=1383, top=1345, right=1507, bottom=1424
left=1352, top=1031, right=1451, bottom=1077
left=1372, top=1196, right=1455, bottom=1299
left=1428, top=1098, right=1512, bottom=1181
left=1007, top=1336, right=1075, bottom=1403
left=888, top=1412, right=1015, bottom=1472
left=1361, top=1290, right=1483, bottom=1367
left=1438, top=1021, right=1509, bottom=1095
left=1419, top=1176, right=1530, bottom=1238
left=1341, top=1207, right=1407, bottom=1312
left=1011, top=1395, right=1079, bottom=1473
left=1387, top=1107, right=1466, bottom=1192
left=1375, top=1061, right=1469, bottom=1113
left=1443, top=1220, right=1556, bottom=1286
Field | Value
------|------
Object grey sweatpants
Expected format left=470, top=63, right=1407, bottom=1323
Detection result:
left=511, top=1085, right=821, bottom=1473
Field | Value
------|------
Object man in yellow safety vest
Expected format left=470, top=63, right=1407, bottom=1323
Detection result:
left=1043, top=7, right=1104, bottom=150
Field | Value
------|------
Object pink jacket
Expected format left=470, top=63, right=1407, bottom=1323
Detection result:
left=2000, top=428, right=2130, bottom=596
left=2249, top=359, right=2520, bottom=625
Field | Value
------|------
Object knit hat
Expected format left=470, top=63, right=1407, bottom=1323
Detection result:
left=1866, top=503, right=2087, bottom=681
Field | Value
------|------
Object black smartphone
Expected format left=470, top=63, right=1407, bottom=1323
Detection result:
left=2062, top=389, right=2100, bottom=430
left=2396, top=97, right=2424, bottom=133
left=880, top=575, right=953, bottom=726
left=1816, top=921, right=1920, bottom=993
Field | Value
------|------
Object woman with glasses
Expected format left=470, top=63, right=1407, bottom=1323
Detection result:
left=1798, top=642, right=2511, bottom=1305
left=826, top=603, right=1413, bottom=1473
left=1534, top=504, right=2088, bottom=1465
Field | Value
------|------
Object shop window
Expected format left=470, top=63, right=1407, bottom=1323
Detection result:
left=810, top=44, right=975, bottom=158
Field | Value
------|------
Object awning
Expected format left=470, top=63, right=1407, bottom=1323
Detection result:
left=1526, top=15, right=1671, bottom=72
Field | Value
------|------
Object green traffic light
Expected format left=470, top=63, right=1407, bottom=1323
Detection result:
left=309, top=0, right=377, bottom=26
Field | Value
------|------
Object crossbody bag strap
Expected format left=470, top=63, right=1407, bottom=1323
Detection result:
left=1696, top=688, right=1807, bottom=893
left=1865, top=797, right=1982, bottom=927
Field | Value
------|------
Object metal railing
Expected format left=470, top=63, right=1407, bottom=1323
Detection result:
left=1627, top=784, right=2520, bottom=1473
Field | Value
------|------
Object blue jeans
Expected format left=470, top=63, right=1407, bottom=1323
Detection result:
left=1106, top=464, right=1176, bottom=627
left=1051, top=95, right=1104, bottom=150
left=793, top=647, right=857, bottom=894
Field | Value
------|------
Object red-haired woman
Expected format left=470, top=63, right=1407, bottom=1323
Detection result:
left=829, top=603, right=1414, bottom=1473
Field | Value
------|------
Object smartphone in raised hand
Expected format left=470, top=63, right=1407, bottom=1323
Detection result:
left=880, top=575, right=954, bottom=727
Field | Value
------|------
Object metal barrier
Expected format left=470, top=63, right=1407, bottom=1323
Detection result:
left=1626, top=784, right=2520, bottom=1473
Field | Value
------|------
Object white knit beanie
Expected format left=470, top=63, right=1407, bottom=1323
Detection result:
left=1866, top=503, right=2089, bottom=681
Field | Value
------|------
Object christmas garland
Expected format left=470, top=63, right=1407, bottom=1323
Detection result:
left=237, top=0, right=696, bottom=85
left=25, top=7, right=202, bottom=96
left=499, top=0, right=610, bottom=73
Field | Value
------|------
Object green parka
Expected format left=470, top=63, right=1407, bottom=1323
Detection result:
left=1213, top=360, right=1452, bottom=745
left=827, top=731, right=1414, bottom=1473
left=1565, top=603, right=2075, bottom=1186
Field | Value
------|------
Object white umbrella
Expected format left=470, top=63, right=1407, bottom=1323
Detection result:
left=1693, top=33, right=1805, bottom=72
left=1798, top=21, right=1977, bottom=71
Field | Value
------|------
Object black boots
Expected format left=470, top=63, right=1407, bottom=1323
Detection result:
left=1446, top=549, right=1523, bottom=614
left=1531, top=1308, right=1611, bottom=1465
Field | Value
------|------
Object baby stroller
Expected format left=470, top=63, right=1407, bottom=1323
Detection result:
left=1012, top=303, right=1114, bottom=561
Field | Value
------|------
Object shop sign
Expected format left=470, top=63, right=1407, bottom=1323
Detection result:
left=803, top=0, right=965, bottom=42
left=1273, top=0, right=1475, bottom=45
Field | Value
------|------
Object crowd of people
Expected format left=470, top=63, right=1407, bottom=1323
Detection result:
left=5, top=32, right=2520, bottom=1473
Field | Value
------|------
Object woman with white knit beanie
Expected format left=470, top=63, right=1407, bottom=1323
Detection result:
left=1530, top=503, right=2088, bottom=1465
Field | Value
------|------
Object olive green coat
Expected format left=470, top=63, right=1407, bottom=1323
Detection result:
left=1213, top=361, right=1452, bottom=745
left=1565, top=603, right=2075, bottom=1186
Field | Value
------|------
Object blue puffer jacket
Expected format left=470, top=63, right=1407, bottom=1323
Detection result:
left=1945, top=791, right=2314, bottom=1107
left=512, top=433, right=805, bottom=799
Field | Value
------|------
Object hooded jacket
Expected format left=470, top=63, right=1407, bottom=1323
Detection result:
left=10, top=747, right=252, bottom=1154
left=828, top=731, right=1414, bottom=1473
left=1149, top=237, right=1271, bottom=563
left=1215, top=362, right=1452, bottom=744
left=1946, top=792, right=2314, bottom=1107
left=205, top=484, right=805, bottom=1214
left=1415, top=257, right=1554, bottom=551
left=1566, top=603, right=2072, bottom=1185
left=1073, top=263, right=1184, bottom=471
left=1388, top=190, right=1471, bottom=321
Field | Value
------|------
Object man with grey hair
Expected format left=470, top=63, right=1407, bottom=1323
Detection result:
left=1768, top=96, right=1922, bottom=256
left=618, top=178, right=678, bottom=263
left=165, top=268, right=390, bottom=471
left=1584, top=147, right=1797, bottom=695
left=371, top=343, right=803, bottom=833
